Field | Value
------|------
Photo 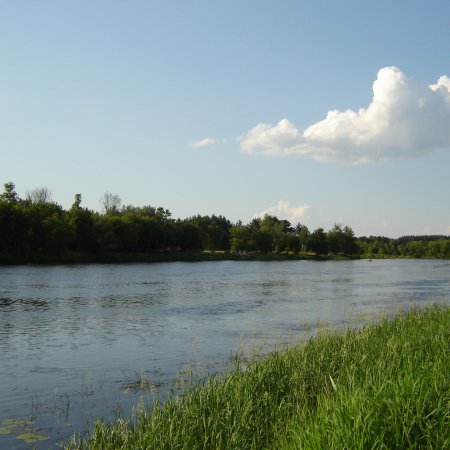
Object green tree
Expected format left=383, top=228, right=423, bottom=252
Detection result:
left=327, top=224, right=358, bottom=255
left=138, top=216, right=165, bottom=252
left=259, top=215, right=293, bottom=252
left=341, top=225, right=358, bottom=255
left=24, top=201, right=70, bottom=253
left=254, top=229, right=273, bottom=253
left=1, top=182, right=19, bottom=203
left=284, top=233, right=301, bottom=253
left=231, top=225, right=254, bottom=252
left=69, top=194, right=97, bottom=252
left=0, top=199, right=29, bottom=258
left=308, top=228, right=328, bottom=255
left=187, top=215, right=232, bottom=251
left=173, top=221, right=202, bottom=251
left=296, top=224, right=310, bottom=253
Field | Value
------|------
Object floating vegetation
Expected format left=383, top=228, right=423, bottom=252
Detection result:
left=0, top=418, right=49, bottom=444
left=16, top=432, right=49, bottom=444
left=0, top=418, right=32, bottom=433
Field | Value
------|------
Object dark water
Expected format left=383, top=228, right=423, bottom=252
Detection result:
left=0, top=259, right=449, bottom=449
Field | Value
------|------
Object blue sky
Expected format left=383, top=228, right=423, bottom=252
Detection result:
left=1, top=1, right=449, bottom=237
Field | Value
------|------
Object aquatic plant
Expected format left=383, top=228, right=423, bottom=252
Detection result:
left=0, top=418, right=49, bottom=445
left=122, top=369, right=162, bottom=394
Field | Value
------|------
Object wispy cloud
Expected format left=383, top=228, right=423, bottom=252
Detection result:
left=240, top=67, right=450, bottom=164
left=189, top=137, right=218, bottom=149
left=254, top=200, right=310, bottom=223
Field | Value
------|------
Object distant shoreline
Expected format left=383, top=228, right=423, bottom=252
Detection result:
left=0, top=251, right=363, bottom=265
left=2, top=251, right=447, bottom=266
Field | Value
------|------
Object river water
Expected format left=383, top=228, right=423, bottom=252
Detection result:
left=0, top=259, right=449, bottom=449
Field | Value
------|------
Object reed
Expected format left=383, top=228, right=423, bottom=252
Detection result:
left=66, top=304, right=450, bottom=449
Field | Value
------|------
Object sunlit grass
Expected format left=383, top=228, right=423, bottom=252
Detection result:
left=66, top=304, right=450, bottom=449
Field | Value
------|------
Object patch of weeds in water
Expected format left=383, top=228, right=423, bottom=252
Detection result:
left=122, top=369, right=162, bottom=394
left=0, top=418, right=49, bottom=444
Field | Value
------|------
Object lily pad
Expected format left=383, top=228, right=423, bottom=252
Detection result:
left=0, top=418, right=48, bottom=443
left=0, top=419, right=31, bottom=435
left=16, top=432, right=49, bottom=444
left=3, top=418, right=31, bottom=428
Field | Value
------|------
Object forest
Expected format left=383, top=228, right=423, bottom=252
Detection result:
left=1, top=182, right=449, bottom=263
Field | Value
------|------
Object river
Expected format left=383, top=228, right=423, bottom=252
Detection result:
left=0, top=259, right=449, bottom=449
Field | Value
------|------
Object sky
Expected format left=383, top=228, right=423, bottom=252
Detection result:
left=1, top=0, right=449, bottom=238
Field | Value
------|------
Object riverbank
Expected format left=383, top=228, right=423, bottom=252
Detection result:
left=0, top=250, right=358, bottom=265
left=66, top=304, right=450, bottom=449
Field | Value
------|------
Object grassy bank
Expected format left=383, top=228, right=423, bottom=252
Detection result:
left=66, top=304, right=449, bottom=449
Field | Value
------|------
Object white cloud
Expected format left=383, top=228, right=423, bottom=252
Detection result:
left=240, top=67, right=450, bottom=164
left=254, top=200, right=310, bottom=223
left=189, top=137, right=218, bottom=149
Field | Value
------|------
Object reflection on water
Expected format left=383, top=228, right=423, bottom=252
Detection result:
left=0, top=259, right=449, bottom=449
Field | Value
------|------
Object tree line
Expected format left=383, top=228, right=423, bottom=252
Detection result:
left=357, top=235, right=450, bottom=259
left=0, top=182, right=448, bottom=262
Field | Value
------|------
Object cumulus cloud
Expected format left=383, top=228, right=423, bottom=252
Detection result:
left=240, top=67, right=450, bottom=164
left=189, top=137, right=218, bottom=149
left=254, top=200, right=310, bottom=223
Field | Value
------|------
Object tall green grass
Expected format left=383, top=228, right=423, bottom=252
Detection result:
left=66, top=304, right=450, bottom=449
